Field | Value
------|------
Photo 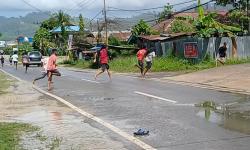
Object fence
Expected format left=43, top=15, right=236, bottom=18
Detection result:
left=159, top=36, right=250, bottom=62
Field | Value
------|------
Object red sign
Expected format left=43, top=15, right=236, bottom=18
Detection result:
left=184, top=42, right=198, bottom=58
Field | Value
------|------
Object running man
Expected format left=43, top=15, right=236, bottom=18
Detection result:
left=47, top=49, right=61, bottom=91
left=22, top=52, right=29, bottom=73
left=0, top=54, right=4, bottom=68
left=11, top=52, right=18, bottom=70
left=94, top=45, right=111, bottom=80
left=33, top=56, right=49, bottom=84
left=217, top=42, right=227, bottom=65
left=143, top=48, right=156, bottom=77
left=136, top=46, right=147, bottom=77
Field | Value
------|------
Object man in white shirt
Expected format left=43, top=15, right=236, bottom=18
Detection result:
left=11, top=52, right=18, bottom=70
left=143, top=48, right=156, bottom=77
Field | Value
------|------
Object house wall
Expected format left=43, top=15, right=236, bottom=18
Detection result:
left=159, top=36, right=250, bottom=62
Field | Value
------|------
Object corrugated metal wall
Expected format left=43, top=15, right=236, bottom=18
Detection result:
left=160, top=36, right=250, bottom=61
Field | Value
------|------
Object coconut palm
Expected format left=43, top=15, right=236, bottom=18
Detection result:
left=53, top=10, right=71, bottom=42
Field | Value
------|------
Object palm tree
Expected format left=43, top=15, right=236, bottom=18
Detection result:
left=53, top=10, right=71, bottom=42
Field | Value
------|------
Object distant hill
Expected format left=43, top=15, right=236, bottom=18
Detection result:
left=0, top=11, right=156, bottom=41
left=0, top=12, right=50, bottom=41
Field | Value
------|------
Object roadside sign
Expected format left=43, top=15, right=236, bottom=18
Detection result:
left=184, top=42, right=198, bottom=58
left=68, top=34, right=73, bottom=50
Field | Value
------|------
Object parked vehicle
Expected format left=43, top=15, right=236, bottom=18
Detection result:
left=26, top=51, right=42, bottom=67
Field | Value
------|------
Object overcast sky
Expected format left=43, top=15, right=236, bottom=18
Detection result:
left=0, top=0, right=210, bottom=18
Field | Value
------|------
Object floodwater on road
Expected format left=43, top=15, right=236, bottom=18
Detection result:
left=196, top=95, right=250, bottom=135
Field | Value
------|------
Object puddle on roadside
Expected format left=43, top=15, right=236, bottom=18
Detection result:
left=15, top=109, right=127, bottom=150
left=196, top=99, right=250, bottom=135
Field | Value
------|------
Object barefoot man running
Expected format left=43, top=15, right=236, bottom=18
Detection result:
left=94, top=45, right=111, bottom=80
left=47, top=49, right=61, bottom=90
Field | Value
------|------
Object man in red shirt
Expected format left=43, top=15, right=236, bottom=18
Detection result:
left=47, top=49, right=61, bottom=90
left=94, top=45, right=111, bottom=80
left=136, top=46, right=147, bottom=76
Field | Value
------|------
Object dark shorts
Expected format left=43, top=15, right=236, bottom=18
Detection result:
left=100, top=64, right=109, bottom=71
left=14, top=61, right=17, bottom=64
left=47, top=70, right=61, bottom=81
left=138, top=60, right=144, bottom=69
left=146, top=61, right=152, bottom=69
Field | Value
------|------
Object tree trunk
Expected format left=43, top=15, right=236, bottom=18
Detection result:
left=231, top=37, right=237, bottom=58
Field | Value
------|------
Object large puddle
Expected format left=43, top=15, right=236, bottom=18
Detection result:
left=196, top=97, right=250, bottom=135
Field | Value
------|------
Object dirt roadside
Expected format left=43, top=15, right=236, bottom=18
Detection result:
left=0, top=73, right=128, bottom=150
left=164, top=63, right=250, bottom=94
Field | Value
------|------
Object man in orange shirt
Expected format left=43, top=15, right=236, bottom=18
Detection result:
left=47, top=49, right=61, bottom=90
left=136, top=46, right=147, bottom=77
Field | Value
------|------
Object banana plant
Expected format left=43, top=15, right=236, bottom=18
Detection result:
left=195, top=0, right=242, bottom=57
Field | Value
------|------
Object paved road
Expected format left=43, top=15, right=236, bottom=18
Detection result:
left=1, top=64, right=250, bottom=150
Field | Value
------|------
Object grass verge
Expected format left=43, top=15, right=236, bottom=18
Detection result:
left=61, top=57, right=250, bottom=73
left=0, top=72, right=11, bottom=94
left=0, top=122, right=39, bottom=150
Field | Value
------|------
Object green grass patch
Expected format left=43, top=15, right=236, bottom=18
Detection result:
left=60, top=57, right=250, bottom=73
left=0, top=72, right=11, bottom=94
left=0, top=122, right=39, bottom=150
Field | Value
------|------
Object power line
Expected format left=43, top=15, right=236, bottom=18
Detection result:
left=66, top=0, right=91, bottom=13
left=145, top=0, right=214, bottom=23
left=20, top=0, right=57, bottom=15
left=89, top=10, right=103, bottom=22
left=21, top=0, right=43, bottom=12
left=108, top=0, right=197, bottom=12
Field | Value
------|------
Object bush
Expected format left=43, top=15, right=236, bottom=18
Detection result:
left=61, top=55, right=250, bottom=73
left=61, top=60, right=76, bottom=65
left=108, top=36, right=121, bottom=46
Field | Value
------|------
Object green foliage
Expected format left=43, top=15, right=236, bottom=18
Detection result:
left=158, top=3, right=173, bottom=22
left=171, top=19, right=195, bottom=33
left=79, top=14, right=85, bottom=32
left=194, top=2, right=242, bottom=38
left=108, top=36, right=121, bottom=46
left=33, top=28, right=52, bottom=55
left=53, top=10, right=71, bottom=41
left=0, top=33, right=1, bottom=37
left=132, top=19, right=152, bottom=36
left=0, top=122, right=39, bottom=149
left=62, top=55, right=250, bottom=73
left=217, top=0, right=248, bottom=9
left=18, top=42, right=33, bottom=54
left=40, top=17, right=58, bottom=30
left=198, top=0, right=205, bottom=19
left=228, top=10, right=250, bottom=31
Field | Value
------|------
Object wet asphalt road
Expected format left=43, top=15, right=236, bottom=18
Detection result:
left=1, top=64, right=250, bottom=150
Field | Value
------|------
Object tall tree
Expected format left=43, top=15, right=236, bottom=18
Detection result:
left=33, top=28, right=52, bottom=55
left=158, top=3, right=173, bottom=22
left=79, top=14, right=85, bottom=32
left=216, top=0, right=249, bottom=9
left=40, top=17, right=58, bottom=30
left=53, top=10, right=71, bottom=42
left=132, top=20, right=152, bottom=36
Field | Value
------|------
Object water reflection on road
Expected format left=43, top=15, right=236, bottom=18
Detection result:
left=196, top=98, right=250, bottom=134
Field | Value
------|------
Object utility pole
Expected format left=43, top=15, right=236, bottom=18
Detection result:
left=247, top=0, right=250, bottom=35
left=97, top=19, right=100, bottom=44
left=103, top=0, right=108, bottom=47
